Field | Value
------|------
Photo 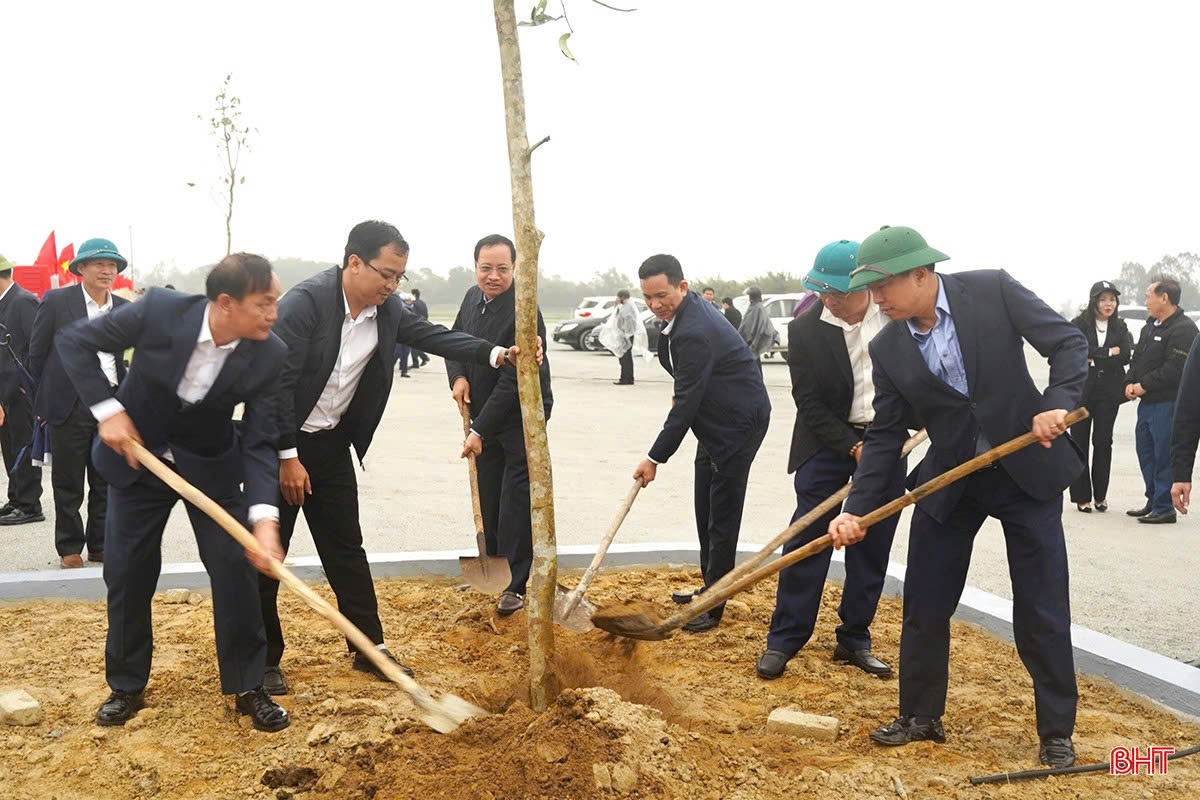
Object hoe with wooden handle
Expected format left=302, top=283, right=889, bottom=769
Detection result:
left=130, top=442, right=486, bottom=734
left=593, top=409, right=1088, bottom=640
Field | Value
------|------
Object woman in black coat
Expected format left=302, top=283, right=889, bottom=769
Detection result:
left=1069, top=280, right=1134, bottom=512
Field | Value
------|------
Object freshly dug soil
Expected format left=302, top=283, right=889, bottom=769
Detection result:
left=2, top=568, right=1198, bottom=799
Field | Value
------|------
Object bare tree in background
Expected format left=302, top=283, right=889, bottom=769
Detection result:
left=195, top=74, right=254, bottom=257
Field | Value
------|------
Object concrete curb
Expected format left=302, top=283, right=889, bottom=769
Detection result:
left=3, top=542, right=1198, bottom=718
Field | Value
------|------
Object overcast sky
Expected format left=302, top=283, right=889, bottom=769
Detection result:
left=3, top=1, right=1198, bottom=308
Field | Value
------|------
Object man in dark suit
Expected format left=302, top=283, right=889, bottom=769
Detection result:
left=633, top=254, right=771, bottom=633
left=29, top=238, right=130, bottom=567
left=757, top=240, right=902, bottom=680
left=57, top=253, right=291, bottom=732
left=828, top=226, right=1087, bottom=769
left=0, top=255, right=44, bottom=525
left=720, top=297, right=742, bottom=330
left=449, top=234, right=553, bottom=616
left=409, top=287, right=430, bottom=368
left=261, top=221, right=525, bottom=694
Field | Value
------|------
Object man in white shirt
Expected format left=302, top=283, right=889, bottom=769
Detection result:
left=27, top=238, right=130, bottom=567
left=57, top=253, right=291, bottom=732
left=757, top=240, right=906, bottom=680
left=260, top=221, right=527, bottom=695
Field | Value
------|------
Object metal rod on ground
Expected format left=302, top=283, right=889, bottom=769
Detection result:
left=129, top=442, right=486, bottom=733
left=593, top=409, right=1089, bottom=639
left=969, top=743, right=1200, bottom=785
left=557, top=480, right=642, bottom=618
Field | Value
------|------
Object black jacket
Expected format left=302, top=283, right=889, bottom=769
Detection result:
left=57, top=288, right=285, bottom=508
left=446, top=284, right=552, bottom=438
left=1171, top=337, right=1200, bottom=482
left=1070, top=312, right=1133, bottom=409
left=844, top=270, right=1087, bottom=524
left=29, top=284, right=129, bottom=424
left=1125, top=307, right=1199, bottom=405
left=723, top=306, right=742, bottom=330
left=412, top=297, right=429, bottom=319
left=0, top=283, right=39, bottom=404
left=785, top=303, right=864, bottom=473
left=276, top=267, right=497, bottom=461
left=649, top=291, right=771, bottom=467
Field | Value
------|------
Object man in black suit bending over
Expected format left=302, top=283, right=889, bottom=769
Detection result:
left=0, top=255, right=44, bottom=526
left=633, top=254, right=771, bottom=633
left=58, top=254, right=291, bottom=732
left=757, top=239, right=903, bottom=681
left=828, top=226, right=1087, bottom=768
left=29, top=238, right=130, bottom=566
left=261, top=221, right=527, bottom=694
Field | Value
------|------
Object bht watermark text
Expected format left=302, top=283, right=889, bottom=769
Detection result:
left=1110, top=746, right=1174, bottom=776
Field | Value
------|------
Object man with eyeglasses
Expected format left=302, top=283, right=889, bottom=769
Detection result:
left=449, top=234, right=553, bottom=616
left=757, top=240, right=903, bottom=681
left=257, top=220, right=529, bottom=695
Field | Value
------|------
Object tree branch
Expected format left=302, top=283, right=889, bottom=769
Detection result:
left=529, top=135, right=551, bottom=155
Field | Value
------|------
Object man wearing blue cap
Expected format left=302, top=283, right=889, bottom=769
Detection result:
left=756, top=240, right=904, bottom=681
left=29, top=238, right=130, bottom=568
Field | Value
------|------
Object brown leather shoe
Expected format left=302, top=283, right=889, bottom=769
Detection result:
left=60, top=554, right=85, bottom=569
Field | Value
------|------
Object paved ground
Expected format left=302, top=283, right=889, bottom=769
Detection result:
left=2, top=340, right=1196, bottom=663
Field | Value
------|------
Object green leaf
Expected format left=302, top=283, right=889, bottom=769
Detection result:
left=558, top=32, right=577, bottom=62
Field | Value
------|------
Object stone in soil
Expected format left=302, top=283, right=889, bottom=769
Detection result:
left=766, top=706, right=839, bottom=741
left=0, top=690, right=41, bottom=726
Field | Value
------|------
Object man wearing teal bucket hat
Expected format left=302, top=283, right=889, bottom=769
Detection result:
left=827, top=226, right=1088, bottom=768
left=28, top=237, right=130, bottom=567
left=756, top=240, right=904, bottom=681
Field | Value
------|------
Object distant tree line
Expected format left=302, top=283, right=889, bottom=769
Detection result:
left=135, top=259, right=809, bottom=319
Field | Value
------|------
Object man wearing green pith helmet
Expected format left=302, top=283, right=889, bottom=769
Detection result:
left=828, top=226, right=1088, bottom=769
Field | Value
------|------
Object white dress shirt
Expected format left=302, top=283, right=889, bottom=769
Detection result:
left=90, top=304, right=277, bottom=524
left=279, top=292, right=380, bottom=459
left=83, top=286, right=119, bottom=387
left=820, top=300, right=886, bottom=425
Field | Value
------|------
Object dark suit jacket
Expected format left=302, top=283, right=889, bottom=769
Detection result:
left=1125, top=307, right=1199, bottom=405
left=1171, top=336, right=1200, bottom=482
left=276, top=267, right=497, bottom=461
left=412, top=297, right=429, bottom=319
left=0, top=283, right=40, bottom=404
left=57, top=288, right=285, bottom=508
left=28, top=284, right=129, bottom=424
left=446, top=284, right=552, bottom=438
left=650, top=291, right=771, bottom=467
left=1070, top=312, right=1133, bottom=409
left=724, top=306, right=743, bottom=330
left=844, top=270, right=1087, bottom=524
left=785, top=303, right=862, bottom=473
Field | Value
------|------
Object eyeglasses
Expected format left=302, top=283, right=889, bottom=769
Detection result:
left=363, top=260, right=407, bottom=287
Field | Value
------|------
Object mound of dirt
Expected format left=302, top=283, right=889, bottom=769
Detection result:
left=1, top=568, right=1199, bottom=799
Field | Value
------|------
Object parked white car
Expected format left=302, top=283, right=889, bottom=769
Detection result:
left=573, top=296, right=646, bottom=320
left=732, top=292, right=810, bottom=358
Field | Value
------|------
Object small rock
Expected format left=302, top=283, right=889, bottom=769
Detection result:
left=275, top=791, right=292, bottom=800
left=307, top=722, right=337, bottom=746
left=316, top=764, right=347, bottom=792
left=593, top=763, right=612, bottom=792
left=163, top=588, right=192, bottom=604
left=336, top=699, right=390, bottom=716
left=584, top=711, right=601, bottom=723
left=88, top=727, right=107, bottom=740
left=892, top=775, right=907, bottom=798
left=25, top=749, right=50, bottom=764
left=0, top=690, right=42, bottom=726
left=610, top=763, right=638, bottom=794
left=536, top=742, right=569, bottom=763
left=187, top=592, right=205, bottom=605
left=766, top=707, right=839, bottom=742
left=44, top=729, right=64, bottom=740
left=928, top=776, right=951, bottom=788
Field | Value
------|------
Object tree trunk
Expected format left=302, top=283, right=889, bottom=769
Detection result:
left=493, top=0, right=558, bottom=713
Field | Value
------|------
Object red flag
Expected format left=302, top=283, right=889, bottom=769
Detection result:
left=34, top=232, right=57, bottom=269
left=58, top=244, right=74, bottom=273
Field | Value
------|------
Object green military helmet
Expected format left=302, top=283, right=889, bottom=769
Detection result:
left=70, top=237, right=128, bottom=276
left=0, top=254, right=13, bottom=272
left=802, top=239, right=859, bottom=295
left=847, top=226, right=949, bottom=291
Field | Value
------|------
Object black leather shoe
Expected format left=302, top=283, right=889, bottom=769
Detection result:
left=671, top=587, right=704, bottom=604
left=682, top=611, right=721, bottom=633
left=497, top=591, right=525, bottom=616
left=352, top=646, right=415, bottom=680
left=0, top=507, right=45, bottom=525
left=95, top=690, right=145, bottom=726
left=263, top=665, right=289, bottom=696
left=612, top=380, right=634, bottom=385
left=235, top=687, right=290, bottom=732
left=869, top=715, right=946, bottom=746
left=1075, top=503, right=1092, bottom=513
left=1039, top=736, right=1075, bottom=767
left=1127, top=504, right=1152, bottom=517
left=755, top=649, right=792, bottom=679
left=833, top=643, right=894, bottom=677
left=1138, top=511, right=1177, bottom=524
left=1095, top=501, right=1108, bottom=513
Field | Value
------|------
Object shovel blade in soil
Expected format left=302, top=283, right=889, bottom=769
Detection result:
left=552, top=587, right=596, bottom=633
left=590, top=601, right=676, bottom=641
left=420, top=693, right=489, bottom=734
left=459, top=533, right=512, bottom=595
